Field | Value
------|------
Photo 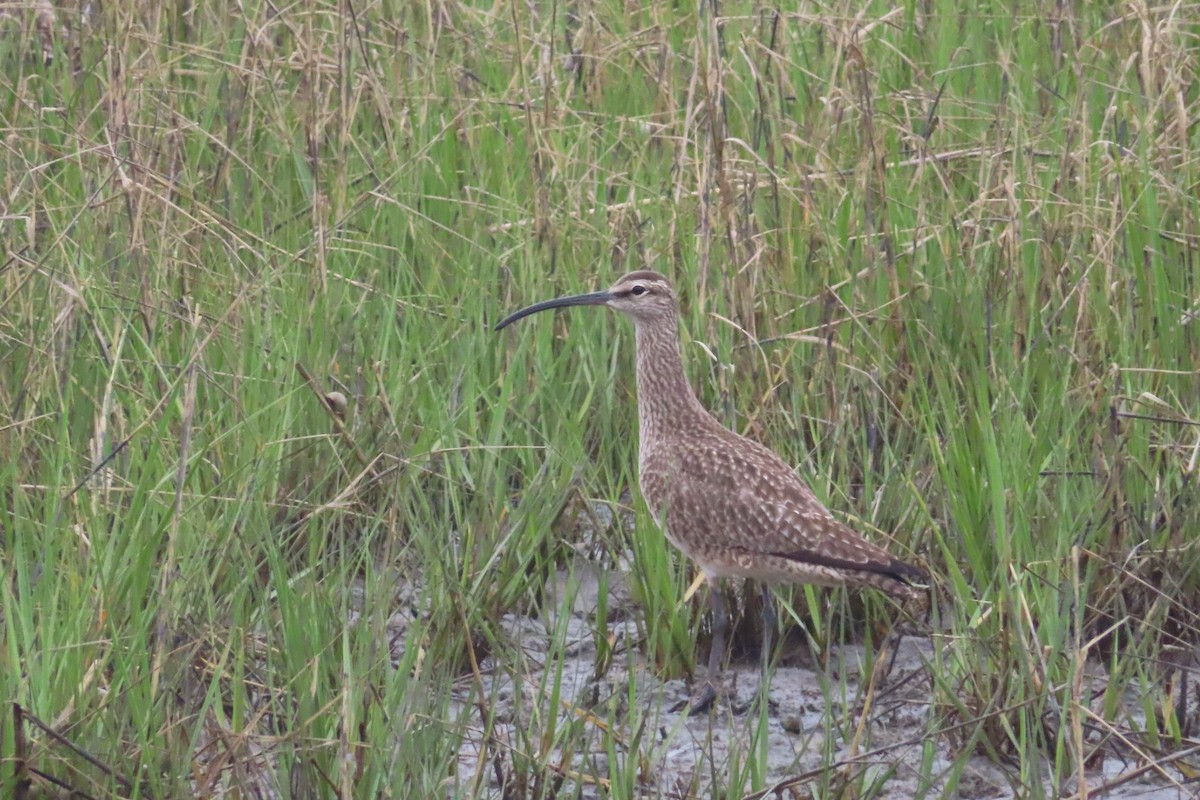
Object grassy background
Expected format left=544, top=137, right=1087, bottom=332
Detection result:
left=2, top=0, right=1199, bottom=796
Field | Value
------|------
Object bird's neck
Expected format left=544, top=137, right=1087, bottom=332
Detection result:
left=633, top=313, right=710, bottom=442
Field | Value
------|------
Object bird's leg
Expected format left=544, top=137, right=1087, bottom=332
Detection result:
left=706, top=577, right=728, bottom=686
left=694, top=578, right=728, bottom=714
left=728, top=585, right=779, bottom=718
left=672, top=576, right=727, bottom=714
left=751, top=584, right=778, bottom=716
left=759, top=584, right=776, bottom=671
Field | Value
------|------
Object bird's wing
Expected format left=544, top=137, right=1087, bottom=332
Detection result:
left=651, top=428, right=920, bottom=581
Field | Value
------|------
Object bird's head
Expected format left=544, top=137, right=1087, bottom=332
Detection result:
left=494, top=270, right=677, bottom=330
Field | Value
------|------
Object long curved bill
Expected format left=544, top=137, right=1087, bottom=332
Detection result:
left=494, top=291, right=612, bottom=331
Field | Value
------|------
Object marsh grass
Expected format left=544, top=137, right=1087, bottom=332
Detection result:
left=2, top=0, right=1199, bottom=797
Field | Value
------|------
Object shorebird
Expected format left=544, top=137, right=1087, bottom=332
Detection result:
left=495, top=270, right=923, bottom=711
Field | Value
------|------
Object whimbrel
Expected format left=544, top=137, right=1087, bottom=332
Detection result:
left=496, top=270, right=923, bottom=711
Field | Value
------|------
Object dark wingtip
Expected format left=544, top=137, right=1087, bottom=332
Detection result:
left=888, top=558, right=926, bottom=585
left=769, top=549, right=926, bottom=589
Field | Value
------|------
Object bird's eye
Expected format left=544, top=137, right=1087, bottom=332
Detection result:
left=631, top=285, right=647, bottom=296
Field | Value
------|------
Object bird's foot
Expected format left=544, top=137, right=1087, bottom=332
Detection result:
left=670, top=675, right=732, bottom=715
left=730, top=688, right=779, bottom=717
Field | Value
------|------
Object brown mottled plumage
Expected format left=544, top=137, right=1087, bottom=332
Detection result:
left=496, top=270, right=923, bottom=710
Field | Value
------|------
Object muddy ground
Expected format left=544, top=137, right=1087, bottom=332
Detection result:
left=444, top=556, right=1199, bottom=800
